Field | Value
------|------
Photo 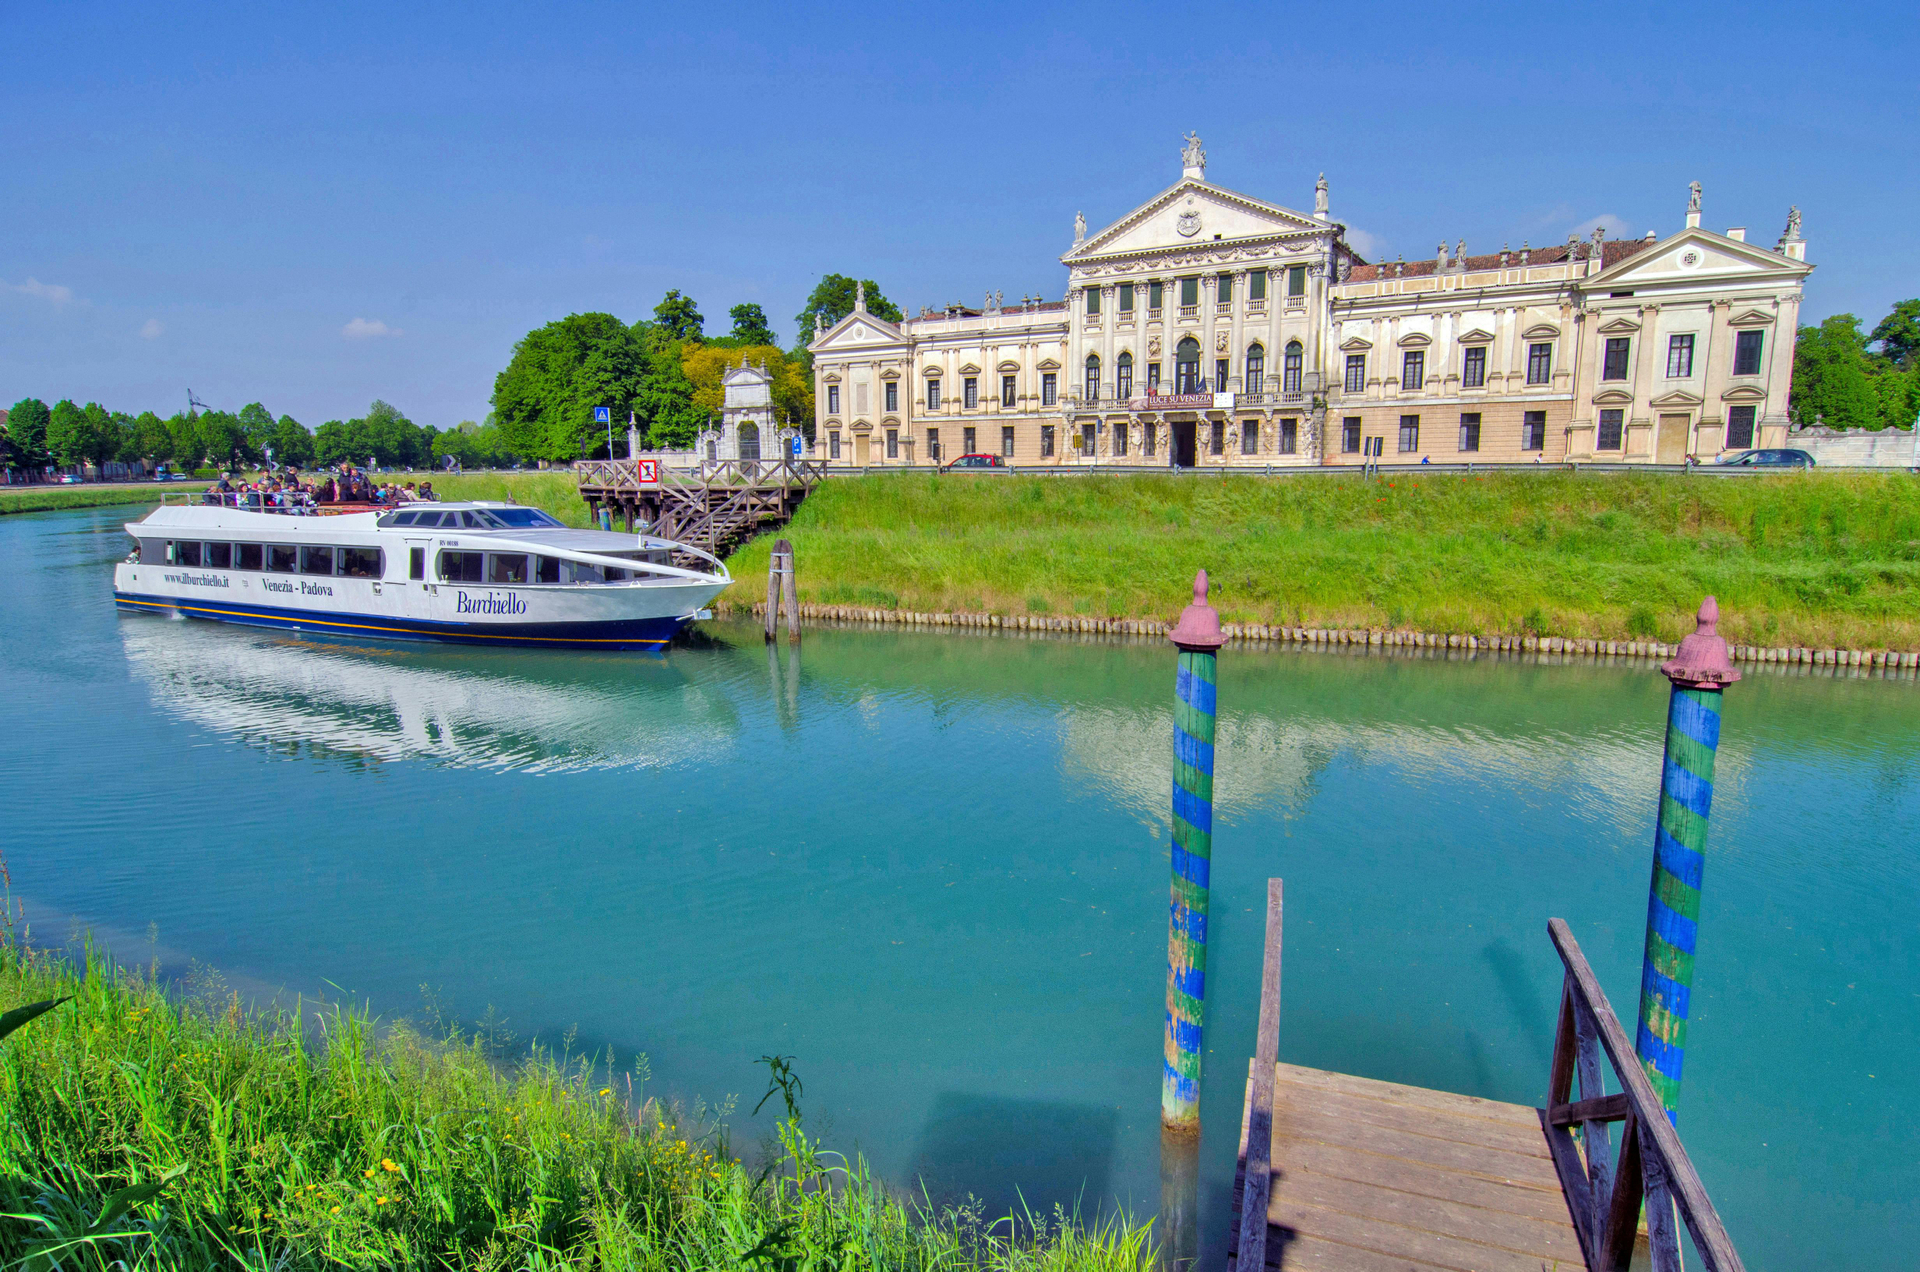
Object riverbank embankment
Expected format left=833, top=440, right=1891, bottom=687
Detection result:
left=0, top=483, right=207, bottom=515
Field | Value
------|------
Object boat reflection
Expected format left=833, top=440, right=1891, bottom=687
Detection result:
left=119, top=620, right=741, bottom=773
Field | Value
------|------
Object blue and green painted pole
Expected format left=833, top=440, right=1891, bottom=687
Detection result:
left=1637, top=596, right=1740, bottom=1122
left=1163, top=570, right=1225, bottom=1138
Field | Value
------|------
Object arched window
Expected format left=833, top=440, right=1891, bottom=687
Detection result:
left=1245, top=344, right=1265, bottom=394
left=1175, top=337, right=1201, bottom=394
left=738, top=420, right=760, bottom=461
left=1117, top=351, right=1134, bottom=399
left=1283, top=340, right=1303, bottom=394
left=1084, top=354, right=1101, bottom=402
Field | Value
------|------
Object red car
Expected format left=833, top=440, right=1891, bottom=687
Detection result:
left=942, top=454, right=1008, bottom=471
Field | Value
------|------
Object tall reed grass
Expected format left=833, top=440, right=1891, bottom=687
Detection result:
left=0, top=942, right=1150, bottom=1271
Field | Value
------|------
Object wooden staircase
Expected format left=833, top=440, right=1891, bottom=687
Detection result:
left=574, top=457, right=823, bottom=560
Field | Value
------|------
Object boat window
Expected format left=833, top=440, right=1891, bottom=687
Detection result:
left=488, top=553, right=528, bottom=584
left=564, top=561, right=603, bottom=584
left=268, top=545, right=299, bottom=573
left=435, top=512, right=462, bottom=528
left=176, top=541, right=202, bottom=567
left=604, top=566, right=629, bottom=582
left=236, top=543, right=263, bottom=571
left=205, top=542, right=232, bottom=569
left=536, top=555, right=561, bottom=584
left=488, top=508, right=565, bottom=528
left=339, top=546, right=383, bottom=579
left=300, top=546, right=336, bottom=576
left=458, top=510, right=501, bottom=529
left=409, top=547, right=425, bottom=581
left=438, top=550, right=484, bottom=583
left=385, top=511, right=423, bottom=527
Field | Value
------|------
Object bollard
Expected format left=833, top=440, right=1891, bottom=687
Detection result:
left=1162, top=570, right=1224, bottom=1138
left=764, top=544, right=786, bottom=643
left=777, top=538, right=800, bottom=644
left=1637, top=596, right=1740, bottom=1122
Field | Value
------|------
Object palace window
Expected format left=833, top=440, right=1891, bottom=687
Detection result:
left=830, top=431, right=842, bottom=459
left=1602, top=337, right=1631, bottom=381
left=1522, top=411, right=1545, bottom=451
left=1462, top=346, right=1486, bottom=388
left=1598, top=408, right=1624, bottom=450
left=964, top=377, right=979, bottom=408
left=1667, top=334, right=1695, bottom=378
left=1218, top=273, right=1233, bottom=303
left=1288, top=265, right=1307, bottom=297
left=1175, top=338, right=1201, bottom=393
left=1081, top=422, right=1096, bottom=453
left=1086, top=288, right=1100, bottom=316
left=1245, top=345, right=1265, bottom=394
left=1342, top=417, right=1362, bottom=453
left=1119, top=283, right=1134, bottom=312
left=1084, top=355, right=1100, bottom=401
left=1002, top=374, right=1017, bottom=408
left=1284, top=341, right=1303, bottom=393
left=1117, top=352, right=1133, bottom=399
left=1041, top=424, right=1055, bottom=457
left=1279, top=417, right=1298, bottom=454
left=1209, top=420, right=1225, bottom=455
left=886, top=429, right=899, bottom=459
left=1398, top=415, right=1420, bottom=452
left=1345, top=354, right=1366, bottom=393
left=1114, top=422, right=1128, bottom=456
left=1041, top=372, right=1057, bottom=406
left=1241, top=421, right=1258, bottom=455
left=1734, top=329, right=1765, bottom=376
left=1147, top=362, right=1162, bottom=390
left=1459, top=413, right=1481, bottom=452
left=1527, top=343, right=1554, bottom=384
left=1401, top=350, right=1425, bottom=391
left=927, top=429, right=940, bottom=461
left=964, top=426, right=977, bottom=453
left=1727, top=405, right=1758, bottom=449
left=927, top=379, right=941, bottom=410
left=1249, top=269, right=1267, bottom=301
left=1002, top=425, right=1015, bottom=457
left=1180, top=277, right=1199, bottom=307
left=1141, top=423, right=1155, bottom=456
left=885, top=381, right=899, bottom=412
left=1149, top=281, right=1164, bottom=311
left=1215, top=359, right=1228, bottom=391
left=827, top=385, right=840, bottom=415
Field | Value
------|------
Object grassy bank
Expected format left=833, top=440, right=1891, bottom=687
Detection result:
left=721, top=471, right=1920, bottom=649
left=0, top=941, right=1147, bottom=1271
left=0, top=484, right=206, bottom=516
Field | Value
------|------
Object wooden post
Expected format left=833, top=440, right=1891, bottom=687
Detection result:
left=778, top=537, right=800, bottom=643
left=764, top=544, right=783, bottom=643
left=1233, top=879, right=1283, bottom=1271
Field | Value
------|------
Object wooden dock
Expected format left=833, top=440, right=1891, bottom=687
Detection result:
left=1227, top=883, right=1746, bottom=1272
left=573, top=457, right=822, bottom=557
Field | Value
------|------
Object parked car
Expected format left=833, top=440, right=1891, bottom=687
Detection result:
left=58, top=474, right=82, bottom=484
left=1718, top=448, right=1815, bottom=468
left=942, top=454, right=1008, bottom=471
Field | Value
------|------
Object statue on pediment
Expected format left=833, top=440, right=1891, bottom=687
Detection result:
left=1314, top=172, right=1329, bottom=216
left=1688, top=181, right=1703, bottom=214
left=1074, top=210, right=1087, bottom=244
left=1784, top=205, right=1802, bottom=241
left=1181, top=131, right=1205, bottom=173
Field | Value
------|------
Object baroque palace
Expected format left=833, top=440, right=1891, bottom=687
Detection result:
left=808, top=136, right=1811, bottom=468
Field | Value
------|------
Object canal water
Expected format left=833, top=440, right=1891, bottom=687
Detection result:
left=4, top=505, right=1913, bottom=1270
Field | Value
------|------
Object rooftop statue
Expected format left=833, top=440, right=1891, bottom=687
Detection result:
left=1688, top=180, right=1703, bottom=213
left=1181, top=131, right=1205, bottom=172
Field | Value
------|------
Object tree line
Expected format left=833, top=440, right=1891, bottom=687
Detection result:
left=490, top=275, right=900, bottom=461
left=1789, top=299, right=1920, bottom=431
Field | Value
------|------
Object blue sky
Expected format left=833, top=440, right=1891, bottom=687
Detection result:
left=3, top=1, right=1913, bottom=429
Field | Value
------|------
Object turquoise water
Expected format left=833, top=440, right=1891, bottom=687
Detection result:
left=6, top=505, right=1915, bottom=1270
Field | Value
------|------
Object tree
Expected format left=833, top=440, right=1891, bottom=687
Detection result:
left=652, top=290, right=705, bottom=342
left=1790, top=315, right=1880, bottom=429
left=238, top=402, right=276, bottom=462
left=680, top=343, right=817, bottom=443
left=492, top=313, right=649, bottom=462
left=45, top=400, right=87, bottom=468
left=269, top=415, right=314, bottom=467
left=1869, top=300, right=1920, bottom=370
left=79, top=403, right=122, bottom=471
left=634, top=326, right=706, bottom=449
left=7, top=398, right=50, bottom=470
left=724, top=303, right=779, bottom=348
left=192, top=410, right=245, bottom=472
left=793, top=274, right=902, bottom=345
left=131, top=412, right=173, bottom=465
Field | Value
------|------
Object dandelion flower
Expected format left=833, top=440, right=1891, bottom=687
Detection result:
left=364, top=1168, right=376, bottom=1178
left=599, top=1088, right=611, bottom=1096
left=377, top=1196, right=389, bottom=1205
left=330, top=1206, right=341, bottom=1214
left=382, top=1159, right=399, bottom=1172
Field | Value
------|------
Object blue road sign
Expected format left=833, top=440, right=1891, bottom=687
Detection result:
left=594, top=406, right=611, bottom=423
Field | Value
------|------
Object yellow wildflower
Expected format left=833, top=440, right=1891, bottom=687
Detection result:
left=381, top=1159, right=399, bottom=1172
left=364, top=1168, right=376, bottom=1178
left=599, top=1088, right=612, bottom=1096
left=330, top=1206, right=341, bottom=1214
left=377, top=1196, right=389, bottom=1205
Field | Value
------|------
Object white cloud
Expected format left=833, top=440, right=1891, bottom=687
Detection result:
left=1344, top=227, right=1385, bottom=260
left=8, top=277, right=76, bottom=305
left=342, top=317, right=402, bottom=339
left=1571, top=213, right=1632, bottom=240
left=139, top=318, right=164, bottom=339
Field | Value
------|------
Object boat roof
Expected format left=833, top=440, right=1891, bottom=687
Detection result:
left=126, top=502, right=683, bottom=552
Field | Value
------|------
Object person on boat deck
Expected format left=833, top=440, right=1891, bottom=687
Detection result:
left=417, top=480, right=436, bottom=501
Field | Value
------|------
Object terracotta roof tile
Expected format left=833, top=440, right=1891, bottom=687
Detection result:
left=1343, top=237, right=1651, bottom=283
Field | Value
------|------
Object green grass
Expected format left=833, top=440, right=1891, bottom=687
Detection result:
left=0, top=485, right=207, bottom=516
left=720, top=470, right=1920, bottom=648
left=0, top=940, right=1149, bottom=1271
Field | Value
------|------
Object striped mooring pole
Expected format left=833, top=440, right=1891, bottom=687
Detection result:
left=1162, top=570, right=1225, bottom=1138
left=1637, top=596, right=1740, bottom=1122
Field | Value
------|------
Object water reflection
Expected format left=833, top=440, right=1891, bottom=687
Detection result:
left=119, top=620, right=742, bottom=773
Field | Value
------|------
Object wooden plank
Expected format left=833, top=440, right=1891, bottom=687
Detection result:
left=1548, top=1091, right=1632, bottom=1126
left=1274, top=1078, right=1558, bottom=1156
left=1275, top=1134, right=1578, bottom=1224
left=1573, top=990, right=1618, bottom=1229
left=1264, top=1163, right=1586, bottom=1261
left=1266, top=1195, right=1579, bottom=1272
left=1272, top=1062, right=1542, bottom=1129
left=1273, top=1101, right=1563, bottom=1183
left=1598, top=1107, right=1644, bottom=1271
left=1538, top=1108, right=1602, bottom=1265
left=1234, top=879, right=1282, bottom=1272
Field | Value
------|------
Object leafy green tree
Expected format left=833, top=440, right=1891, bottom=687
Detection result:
left=131, top=411, right=173, bottom=465
left=652, top=290, right=705, bottom=342
left=111, top=412, right=141, bottom=464
left=492, top=313, right=649, bottom=461
left=78, top=403, right=122, bottom=471
left=724, top=303, right=778, bottom=348
left=269, top=415, right=314, bottom=467
left=1790, top=315, right=1880, bottom=429
left=793, top=274, right=902, bottom=344
left=45, top=400, right=87, bottom=468
left=193, top=410, right=246, bottom=472
left=313, top=419, right=367, bottom=467
left=237, top=402, right=276, bottom=462
left=634, top=326, right=706, bottom=449
left=5, top=398, right=50, bottom=469
left=1870, top=300, right=1920, bottom=371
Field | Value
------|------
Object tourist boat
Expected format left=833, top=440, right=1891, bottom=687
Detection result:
left=112, top=501, right=730, bottom=650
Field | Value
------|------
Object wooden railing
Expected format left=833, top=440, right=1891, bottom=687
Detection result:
left=1544, top=918, right=1745, bottom=1271
left=571, top=456, right=824, bottom=489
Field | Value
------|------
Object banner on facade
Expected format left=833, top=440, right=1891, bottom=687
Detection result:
left=1125, top=392, right=1234, bottom=411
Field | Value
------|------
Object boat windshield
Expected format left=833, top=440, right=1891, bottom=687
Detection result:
left=486, top=508, right=566, bottom=528
left=378, top=507, right=565, bottom=530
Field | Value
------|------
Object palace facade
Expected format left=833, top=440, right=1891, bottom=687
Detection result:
left=808, top=138, right=1811, bottom=468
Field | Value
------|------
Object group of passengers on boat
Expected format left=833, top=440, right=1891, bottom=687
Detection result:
left=202, top=466, right=440, bottom=512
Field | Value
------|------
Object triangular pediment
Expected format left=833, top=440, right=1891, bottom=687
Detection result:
left=811, top=309, right=908, bottom=353
left=1036, top=358, right=1060, bottom=370
left=1063, top=178, right=1330, bottom=266
left=1458, top=328, right=1495, bottom=344
left=1592, top=388, right=1636, bottom=405
left=958, top=363, right=981, bottom=375
left=1728, top=309, right=1775, bottom=327
left=1597, top=317, right=1642, bottom=334
left=1649, top=389, right=1705, bottom=408
left=1590, top=227, right=1812, bottom=289
left=1339, top=336, right=1374, bottom=351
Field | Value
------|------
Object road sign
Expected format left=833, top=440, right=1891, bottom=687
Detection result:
left=593, top=406, right=611, bottom=423
left=635, top=458, right=659, bottom=483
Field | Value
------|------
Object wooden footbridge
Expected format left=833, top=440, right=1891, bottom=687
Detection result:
left=573, top=457, right=823, bottom=557
left=1227, top=882, right=1745, bottom=1272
